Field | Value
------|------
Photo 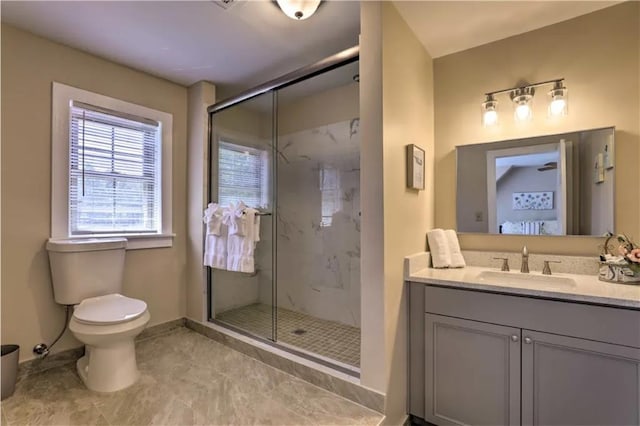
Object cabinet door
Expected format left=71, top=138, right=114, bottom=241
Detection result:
left=424, top=314, right=521, bottom=426
left=522, top=330, right=640, bottom=426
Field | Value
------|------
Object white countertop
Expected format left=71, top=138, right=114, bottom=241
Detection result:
left=407, top=264, right=640, bottom=309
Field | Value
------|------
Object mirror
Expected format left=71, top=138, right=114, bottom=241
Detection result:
left=456, top=127, right=615, bottom=236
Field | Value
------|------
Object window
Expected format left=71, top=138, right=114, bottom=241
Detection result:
left=320, top=167, right=342, bottom=227
left=69, top=103, right=160, bottom=234
left=52, top=83, right=173, bottom=249
left=218, top=141, right=269, bottom=209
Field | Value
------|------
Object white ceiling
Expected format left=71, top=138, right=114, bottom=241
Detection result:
left=393, top=1, right=621, bottom=58
left=0, top=0, right=360, bottom=98
left=1, top=1, right=622, bottom=100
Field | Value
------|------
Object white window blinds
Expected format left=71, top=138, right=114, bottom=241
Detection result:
left=218, top=141, right=267, bottom=209
left=69, top=101, right=161, bottom=235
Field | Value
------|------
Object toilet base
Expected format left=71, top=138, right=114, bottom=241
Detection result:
left=77, top=341, right=140, bottom=392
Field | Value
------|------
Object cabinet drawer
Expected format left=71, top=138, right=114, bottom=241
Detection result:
left=424, top=285, right=640, bottom=348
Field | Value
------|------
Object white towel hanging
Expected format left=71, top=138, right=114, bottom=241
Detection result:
left=203, top=203, right=227, bottom=269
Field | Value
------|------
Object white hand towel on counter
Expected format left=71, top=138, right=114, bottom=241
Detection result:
left=427, top=229, right=451, bottom=268
left=203, top=203, right=227, bottom=269
left=444, top=229, right=466, bottom=268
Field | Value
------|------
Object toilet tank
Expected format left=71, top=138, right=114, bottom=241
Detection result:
left=46, top=238, right=127, bottom=305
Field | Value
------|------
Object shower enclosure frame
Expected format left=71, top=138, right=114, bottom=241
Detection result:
left=205, top=46, right=360, bottom=375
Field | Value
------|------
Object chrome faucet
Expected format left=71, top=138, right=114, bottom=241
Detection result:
left=521, top=245, right=529, bottom=273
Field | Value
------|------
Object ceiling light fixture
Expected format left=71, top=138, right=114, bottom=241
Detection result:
left=276, top=0, right=321, bottom=20
left=481, top=79, right=567, bottom=126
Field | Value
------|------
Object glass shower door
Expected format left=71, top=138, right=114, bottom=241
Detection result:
left=273, top=61, right=361, bottom=368
left=209, top=91, right=276, bottom=342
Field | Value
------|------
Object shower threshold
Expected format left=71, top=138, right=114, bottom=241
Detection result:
left=214, top=303, right=361, bottom=373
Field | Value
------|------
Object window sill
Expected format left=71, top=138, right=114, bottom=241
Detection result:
left=68, top=233, right=175, bottom=250
left=126, top=234, right=175, bottom=250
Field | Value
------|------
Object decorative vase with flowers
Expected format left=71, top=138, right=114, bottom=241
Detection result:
left=599, top=234, right=640, bottom=284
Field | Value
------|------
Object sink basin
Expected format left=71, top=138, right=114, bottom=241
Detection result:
left=476, top=270, right=576, bottom=287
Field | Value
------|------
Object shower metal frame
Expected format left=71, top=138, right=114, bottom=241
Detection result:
left=205, top=46, right=360, bottom=376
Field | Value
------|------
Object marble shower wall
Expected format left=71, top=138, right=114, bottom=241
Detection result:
left=259, top=119, right=361, bottom=327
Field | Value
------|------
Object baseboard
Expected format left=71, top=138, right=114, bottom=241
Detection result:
left=185, top=318, right=385, bottom=413
left=136, top=318, right=186, bottom=341
left=17, top=318, right=186, bottom=381
left=16, top=346, right=85, bottom=383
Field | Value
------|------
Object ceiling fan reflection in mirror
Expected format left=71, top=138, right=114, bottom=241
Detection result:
left=537, top=162, right=558, bottom=171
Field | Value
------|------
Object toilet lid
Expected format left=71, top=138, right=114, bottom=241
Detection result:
left=73, top=294, right=147, bottom=325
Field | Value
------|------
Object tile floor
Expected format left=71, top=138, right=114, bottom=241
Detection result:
left=216, top=304, right=361, bottom=368
left=0, top=327, right=381, bottom=426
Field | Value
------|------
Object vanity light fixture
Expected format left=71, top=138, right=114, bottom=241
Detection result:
left=481, top=94, right=499, bottom=127
left=511, top=87, right=534, bottom=122
left=481, top=79, right=567, bottom=126
left=276, top=0, right=321, bottom=20
left=548, top=80, right=568, bottom=117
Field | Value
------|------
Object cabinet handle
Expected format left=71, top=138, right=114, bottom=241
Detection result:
left=510, top=335, right=519, bottom=342
left=524, top=337, right=532, bottom=344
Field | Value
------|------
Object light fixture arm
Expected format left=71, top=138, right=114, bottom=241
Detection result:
left=485, top=78, right=565, bottom=97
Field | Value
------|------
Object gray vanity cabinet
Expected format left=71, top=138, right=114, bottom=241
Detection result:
left=408, top=283, right=640, bottom=426
left=521, top=330, right=640, bottom=426
left=424, top=314, right=521, bottom=426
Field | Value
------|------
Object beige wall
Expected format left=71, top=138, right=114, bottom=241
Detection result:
left=1, top=24, right=188, bottom=361
left=434, top=2, right=640, bottom=255
left=186, top=81, right=216, bottom=322
left=278, top=83, right=359, bottom=135
left=360, top=1, right=435, bottom=421
left=381, top=3, right=434, bottom=422
left=359, top=1, right=386, bottom=394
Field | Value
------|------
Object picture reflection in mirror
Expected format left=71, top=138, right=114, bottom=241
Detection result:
left=456, top=128, right=614, bottom=236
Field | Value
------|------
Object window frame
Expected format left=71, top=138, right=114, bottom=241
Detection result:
left=51, top=82, right=173, bottom=249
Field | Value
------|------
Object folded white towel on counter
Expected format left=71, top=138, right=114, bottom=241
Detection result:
left=444, top=229, right=466, bottom=268
left=427, top=229, right=451, bottom=268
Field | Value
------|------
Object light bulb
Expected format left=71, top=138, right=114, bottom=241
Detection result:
left=483, top=110, right=498, bottom=126
left=481, top=95, right=498, bottom=127
left=515, top=103, right=532, bottom=121
left=510, top=87, right=534, bottom=123
left=548, top=81, right=568, bottom=118
left=549, top=98, right=566, bottom=116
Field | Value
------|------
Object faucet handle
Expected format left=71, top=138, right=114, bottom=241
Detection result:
left=542, top=260, right=561, bottom=275
left=493, top=257, right=510, bottom=272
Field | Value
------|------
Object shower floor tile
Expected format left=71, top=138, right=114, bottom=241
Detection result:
left=216, top=304, right=361, bottom=368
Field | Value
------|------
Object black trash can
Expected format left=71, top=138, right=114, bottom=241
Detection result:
left=1, top=344, right=19, bottom=400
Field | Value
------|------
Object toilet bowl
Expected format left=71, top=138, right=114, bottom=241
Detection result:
left=46, top=238, right=150, bottom=392
left=69, top=293, right=150, bottom=392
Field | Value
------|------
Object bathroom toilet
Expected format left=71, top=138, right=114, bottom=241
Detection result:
left=46, top=238, right=150, bottom=392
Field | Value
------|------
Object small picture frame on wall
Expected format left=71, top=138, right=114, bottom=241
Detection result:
left=406, top=144, right=425, bottom=190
